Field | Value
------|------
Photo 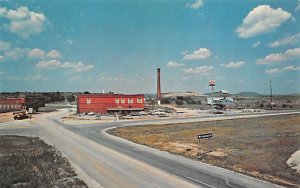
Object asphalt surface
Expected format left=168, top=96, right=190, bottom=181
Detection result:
left=1, top=110, right=298, bottom=188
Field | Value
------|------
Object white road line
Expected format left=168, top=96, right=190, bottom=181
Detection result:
left=187, top=176, right=216, bottom=188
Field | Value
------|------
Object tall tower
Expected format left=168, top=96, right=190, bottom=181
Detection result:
left=157, top=68, right=161, bottom=103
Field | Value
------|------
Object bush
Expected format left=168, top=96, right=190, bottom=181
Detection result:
left=184, top=96, right=196, bottom=105
left=176, top=100, right=183, bottom=105
left=161, top=98, right=171, bottom=104
left=259, top=103, right=264, bottom=108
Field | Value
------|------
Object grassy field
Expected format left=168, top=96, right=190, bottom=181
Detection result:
left=109, top=114, right=300, bottom=187
left=0, top=135, right=87, bottom=187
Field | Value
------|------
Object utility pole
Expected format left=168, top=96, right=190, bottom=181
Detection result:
left=269, top=80, right=272, bottom=103
left=269, top=80, right=273, bottom=109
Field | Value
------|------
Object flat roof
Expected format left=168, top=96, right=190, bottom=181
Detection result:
left=78, top=94, right=144, bottom=98
left=107, top=108, right=144, bottom=111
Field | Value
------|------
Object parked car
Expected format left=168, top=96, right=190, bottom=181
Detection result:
left=96, top=114, right=101, bottom=120
left=138, top=111, right=147, bottom=116
left=87, top=112, right=95, bottom=116
left=131, top=113, right=142, bottom=116
left=158, top=113, right=169, bottom=117
left=125, top=115, right=133, bottom=119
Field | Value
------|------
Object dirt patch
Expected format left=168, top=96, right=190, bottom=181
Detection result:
left=0, top=112, right=13, bottom=123
left=0, top=135, right=87, bottom=187
left=287, top=150, right=300, bottom=174
left=109, top=114, right=300, bottom=187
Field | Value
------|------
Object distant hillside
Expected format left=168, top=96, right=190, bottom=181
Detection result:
left=235, top=92, right=262, bottom=97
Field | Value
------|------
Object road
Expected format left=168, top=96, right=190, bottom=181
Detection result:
left=1, top=110, right=298, bottom=188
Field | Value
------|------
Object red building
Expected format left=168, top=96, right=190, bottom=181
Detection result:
left=0, top=98, right=25, bottom=112
left=77, top=94, right=145, bottom=114
left=0, top=97, right=46, bottom=113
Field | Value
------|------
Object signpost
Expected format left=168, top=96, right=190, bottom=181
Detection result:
left=197, top=133, right=213, bottom=158
left=209, top=80, right=215, bottom=113
left=198, top=133, right=213, bottom=139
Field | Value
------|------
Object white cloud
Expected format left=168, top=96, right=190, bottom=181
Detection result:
left=183, top=48, right=212, bottom=60
left=265, top=65, right=300, bottom=74
left=28, top=48, right=60, bottom=59
left=221, top=61, right=246, bottom=68
left=0, top=41, right=11, bottom=51
left=36, top=60, right=61, bottom=69
left=235, top=5, right=291, bottom=38
left=0, top=72, right=6, bottom=76
left=36, top=60, right=94, bottom=73
left=184, top=66, right=213, bottom=74
left=252, top=41, right=260, bottom=48
left=98, top=75, right=127, bottom=82
left=282, top=65, right=300, bottom=71
left=167, top=61, right=183, bottom=68
left=0, top=55, right=4, bottom=61
left=0, top=7, right=7, bottom=15
left=4, top=48, right=29, bottom=60
left=269, top=33, right=300, bottom=48
left=47, top=50, right=61, bottom=59
left=265, top=68, right=280, bottom=74
left=256, top=48, right=300, bottom=65
left=25, top=74, right=48, bottom=81
left=60, top=62, right=77, bottom=68
left=237, top=80, right=245, bottom=84
left=296, top=0, right=300, bottom=11
left=61, top=62, right=94, bottom=72
left=28, top=48, right=45, bottom=58
left=66, top=39, right=73, bottom=44
left=186, top=0, right=204, bottom=9
left=0, top=6, right=46, bottom=38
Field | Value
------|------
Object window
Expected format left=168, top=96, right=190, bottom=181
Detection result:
left=121, top=98, right=125, bottom=104
left=137, top=98, right=143, bottom=104
left=115, top=98, right=119, bottom=104
left=87, top=98, right=91, bottom=104
left=128, top=98, right=133, bottom=104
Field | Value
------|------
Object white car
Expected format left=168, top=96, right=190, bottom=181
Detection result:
left=153, top=111, right=166, bottom=115
left=125, top=115, right=133, bottom=119
left=87, top=112, right=95, bottom=116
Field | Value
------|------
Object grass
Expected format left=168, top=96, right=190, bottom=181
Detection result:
left=0, top=135, right=87, bottom=188
left=109, top=114, right=300, bottom=187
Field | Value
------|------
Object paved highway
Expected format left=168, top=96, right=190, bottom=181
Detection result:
left=1, top=110, right=297, bottom=188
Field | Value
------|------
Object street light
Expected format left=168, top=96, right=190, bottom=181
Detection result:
left=209, top=80, right=216, bottom=113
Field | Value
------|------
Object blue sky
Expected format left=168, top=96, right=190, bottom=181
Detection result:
left=0, top=0, right=299, bottom=94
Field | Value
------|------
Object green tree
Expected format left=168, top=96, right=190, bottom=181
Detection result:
left=161, top=98, right=171, bottom=104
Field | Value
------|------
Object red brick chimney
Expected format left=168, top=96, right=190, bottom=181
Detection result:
left=157, top=68, right=161, bottom=100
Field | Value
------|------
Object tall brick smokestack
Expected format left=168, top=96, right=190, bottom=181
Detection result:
left=157, top=68, right=161, bottom=100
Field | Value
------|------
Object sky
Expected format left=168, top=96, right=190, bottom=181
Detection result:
left=0, top=0, right=299, bottom=95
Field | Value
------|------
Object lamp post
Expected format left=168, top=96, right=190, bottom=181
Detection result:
left=209, top=80, right=216, bottom=113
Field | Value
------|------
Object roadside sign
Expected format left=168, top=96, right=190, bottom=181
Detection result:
left=209, top=80, right=215, bottom=86
left=198, top=133, right=213, bottom=139
left=28, top=108, right=33, bottom=114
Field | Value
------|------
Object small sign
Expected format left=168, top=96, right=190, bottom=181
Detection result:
left=198, top=133, right=213, bottom=139
left=209, top=80, right=215, bottom=86
left=28, top=108, right=33, bottom=114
